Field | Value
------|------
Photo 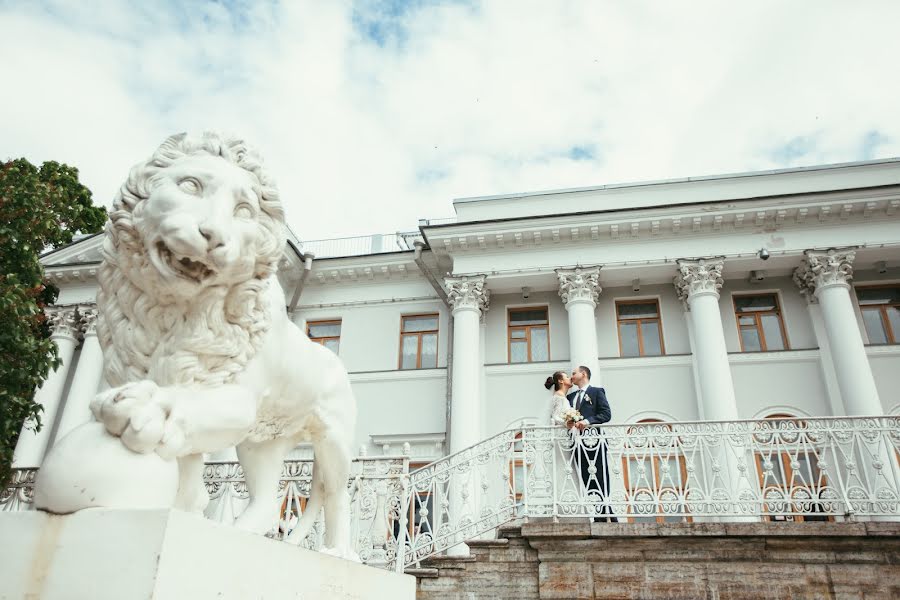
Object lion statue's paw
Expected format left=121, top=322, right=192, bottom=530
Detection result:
left=90, top=380, right=185, bottom=457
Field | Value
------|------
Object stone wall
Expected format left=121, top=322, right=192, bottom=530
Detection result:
left=412, top=521, right=900, bottom=600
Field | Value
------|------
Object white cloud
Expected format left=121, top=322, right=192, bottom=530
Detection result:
left=1, top=0, right=899, bottom=240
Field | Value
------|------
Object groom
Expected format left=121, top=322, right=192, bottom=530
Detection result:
left=567, top=365, right=616, bottom=522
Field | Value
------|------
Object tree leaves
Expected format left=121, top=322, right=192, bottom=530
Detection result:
left=0, top=159, right=106, bottom=483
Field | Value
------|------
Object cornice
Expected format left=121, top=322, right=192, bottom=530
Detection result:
left=308, top=252, right=423, bottom=286
left=425, top=191, right=900, bottom=256
left=348, top=368, right=447, bottom=383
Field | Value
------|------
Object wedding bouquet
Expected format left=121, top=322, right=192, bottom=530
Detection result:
left=561, top=408, right=582, bottom=426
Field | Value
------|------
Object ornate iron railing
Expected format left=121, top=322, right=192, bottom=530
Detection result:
left=396, top=416, right=900, bottom=568
left=5, top=416, right=899, bottom=572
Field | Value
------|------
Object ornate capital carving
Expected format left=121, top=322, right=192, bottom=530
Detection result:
left=674, top=258, right=725, bottom=304
left=556, top=267, right=601, bottom=306
left=793, top=248, right=855, bottom=297
left=46, top=306, right=79, bottom=339
left=78, top=305, right=99, bottom=337
left=445, top=275, right=490, bottom=314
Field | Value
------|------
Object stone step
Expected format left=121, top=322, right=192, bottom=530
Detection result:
left=404, top=567, right=438, bottom=579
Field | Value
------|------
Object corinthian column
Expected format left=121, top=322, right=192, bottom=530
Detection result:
left=794, top=249, right=882, bottom=415
left=12, top=306, right=80, bottom=468
left=54, top=306, right=105, bottom=441
left=674, top=258, right=739, bottom=421
left=557, top=267, right=601, bottom=378
left=444, top=275, right=489, bottom=557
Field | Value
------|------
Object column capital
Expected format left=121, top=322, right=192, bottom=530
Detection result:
left=78, top=305, right=99, bottom=337
left=793, top=248, right=856, bottom=297
left=46, top=306, right=80, bottom=340
left=556, top=266, right=602, bottom=307
left=445, top=275, right=490, bottom=314
left=674, top=258, right=725, bottom=305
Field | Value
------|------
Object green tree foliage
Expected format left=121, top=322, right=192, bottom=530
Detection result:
left=0, top=159, right=106, bottom=482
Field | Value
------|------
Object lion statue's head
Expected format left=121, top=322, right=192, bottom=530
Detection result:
left=98, top=132, right=286, bottom=388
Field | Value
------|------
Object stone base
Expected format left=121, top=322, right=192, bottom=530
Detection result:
left=0, top=509, right=414, bottom=600
left=415, top=521, right=900, bottom=600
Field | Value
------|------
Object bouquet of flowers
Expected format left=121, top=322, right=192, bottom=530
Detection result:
left=561, top=408, right=582, bottom=426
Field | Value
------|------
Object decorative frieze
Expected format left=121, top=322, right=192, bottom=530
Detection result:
left=556, top=267, right=602, bottom=306
left=793, top=248, right=856, bottom=297
left=445, top=275, right=490, bottom=313
left=674, top=258, right=725, bottom=304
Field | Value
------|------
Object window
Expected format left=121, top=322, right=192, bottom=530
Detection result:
left=399, top=314, right=439, bottom=369
left=307, top=320, right=341, bottom=354
left=621, top=419, right=689, bottom=524
left=856, top=285, right=900, bottom=344
left=508, top=307, right=549, bottom=363
left=616, top=300, right=665, bottom=357
left=733, top=294, right=788, bottom=352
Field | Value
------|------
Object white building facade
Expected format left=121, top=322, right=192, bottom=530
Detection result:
left=14, top=158, right=900, bottom=470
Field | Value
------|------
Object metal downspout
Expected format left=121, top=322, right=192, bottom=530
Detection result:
left=288, top=253, right=315, bottom=314
left=413, top=241, right=453, bottom=456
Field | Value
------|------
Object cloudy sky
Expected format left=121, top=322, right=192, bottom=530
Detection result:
left=2, top=1, right=899, bottom=240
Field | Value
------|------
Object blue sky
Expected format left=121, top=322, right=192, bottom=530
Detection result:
left=1, top=0, right=899, bottom=239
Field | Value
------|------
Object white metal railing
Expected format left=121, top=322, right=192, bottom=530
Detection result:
left=300, top=231, right=420, bottom=258
left=5, top=416, right=899, bottom=571
left=396, top=416, right=900, bottom=568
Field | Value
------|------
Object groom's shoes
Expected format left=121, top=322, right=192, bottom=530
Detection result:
left=590, top=517, right=619, bottom=523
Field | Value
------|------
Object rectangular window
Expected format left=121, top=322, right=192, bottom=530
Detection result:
left=733, top=294, right=788, bottom=352
left=307, top=320, right=341, bottom=354
left=508, top=307, right=550, bottom=363
left=856, top=285, right=900, bottom=345
left=399, top=314, right=439, bottom=369
left=616, top=300, right=665, bottom=357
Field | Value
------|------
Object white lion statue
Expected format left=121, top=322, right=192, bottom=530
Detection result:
left=34, top=132, right=357, bottom=557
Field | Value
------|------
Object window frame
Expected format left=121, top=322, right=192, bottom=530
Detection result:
left=855, top=283, right=900, bottom=345
left=306, top=319, right=342, bottom=353
left=615, top=298, right=666, bottom=357
left=732, top=292, right=790, bottom=352
left=507, top=305, right=551, bottom=364
left=398, top=313, right=440, bottom=370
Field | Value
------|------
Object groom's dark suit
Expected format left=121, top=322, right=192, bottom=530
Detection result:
left=566, top=385, right=614, bottom=519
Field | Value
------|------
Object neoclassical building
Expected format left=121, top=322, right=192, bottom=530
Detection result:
left=13, top=158, right=900, bottom=469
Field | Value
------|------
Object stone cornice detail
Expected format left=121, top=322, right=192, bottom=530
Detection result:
left=445, top=275, right=490, bottom=314
left=46, top=306, right=80, bottom=340
left=793, top=248, right=856, bottom=297
left=674, top=258, right=725, bottom=304
left=424, top=191, right=900, bottom=256
left=556, top=267, right=602, bottom=306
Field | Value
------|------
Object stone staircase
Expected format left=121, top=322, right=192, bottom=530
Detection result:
left=407, top=520, right=900, bottom=600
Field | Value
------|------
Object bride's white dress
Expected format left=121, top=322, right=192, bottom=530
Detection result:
left=548, top=393, right=569, bottom=426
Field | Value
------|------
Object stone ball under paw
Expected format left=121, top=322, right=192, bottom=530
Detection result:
left=33, top=421, right=179, bottom=514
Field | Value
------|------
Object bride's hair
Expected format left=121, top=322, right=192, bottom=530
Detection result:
left=544, top=370, right=567, bottom=391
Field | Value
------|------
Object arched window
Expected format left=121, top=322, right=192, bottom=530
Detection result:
left=754, top=413, right=830, bottom=522
left=622, top=419, right=690, bottom=524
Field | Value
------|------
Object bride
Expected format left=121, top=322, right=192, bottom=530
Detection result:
left=544, top=370, right=574, bottom=427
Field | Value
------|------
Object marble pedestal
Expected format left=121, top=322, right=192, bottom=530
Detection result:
left=0, top=509, right=414, bottom=600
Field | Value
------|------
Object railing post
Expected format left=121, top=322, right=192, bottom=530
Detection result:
left=394, top=457, right=410, bottom=573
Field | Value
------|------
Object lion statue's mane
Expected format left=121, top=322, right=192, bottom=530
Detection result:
left=97, top=132, right=286, bottom=389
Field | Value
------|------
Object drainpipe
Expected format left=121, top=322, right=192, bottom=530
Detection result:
left=288, top=252, right=315, bottom=314
left=413, top=241, right=453, bottom=456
